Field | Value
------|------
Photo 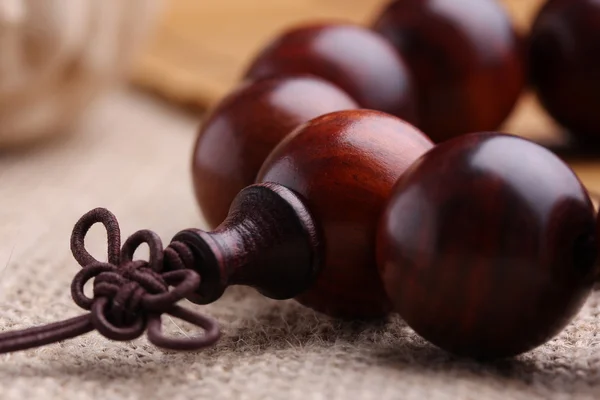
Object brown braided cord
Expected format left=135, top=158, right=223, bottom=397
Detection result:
left=0, top=208, right=220, bottom=354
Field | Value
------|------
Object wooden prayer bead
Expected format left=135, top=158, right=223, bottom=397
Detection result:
left=192, top=75, right=358, bottom=228
left=377, top=132, right=599, bottom=359
left=257, top=109, right=433, bottom=318
left=372, top=0, right=525, bottom=142
left=243, top=23, right=418, bottom=124
left=529, top=0, right=600, bottom=141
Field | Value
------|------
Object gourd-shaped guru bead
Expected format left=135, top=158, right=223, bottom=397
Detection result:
left=243, top=23, right=417, bottom=124
left=192, top=75, right=358, bottom=228
left=257, top=109, right=433, bottom=318
left=529, top=0, right=600, bottom=141
left=372, top=0, right=524, bottom=142
left=377, top=132, right=599, bottom=359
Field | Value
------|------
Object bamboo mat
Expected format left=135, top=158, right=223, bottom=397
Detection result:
left=130, top=0, right=600, bottom=196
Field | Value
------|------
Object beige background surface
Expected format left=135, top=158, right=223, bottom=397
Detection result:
left=0, top=87, right=599, bottom=400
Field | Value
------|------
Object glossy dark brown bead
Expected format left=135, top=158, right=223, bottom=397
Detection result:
left=372, top=0, right=525, bottom=142
left=377, top=132, right=598, bottom=359
left=529, top=0, right=600, bottom=141
left=257, top=109, right=434, bottom=318
left=192, top=75, right=358, bottom=228
left=243, top=23, right=418, bottom=124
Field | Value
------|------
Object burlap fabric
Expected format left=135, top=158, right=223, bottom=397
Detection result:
left=0, top=89, right=598, bottom=400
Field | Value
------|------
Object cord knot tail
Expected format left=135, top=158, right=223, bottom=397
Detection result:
left=0, top=208, right=220, bottom=355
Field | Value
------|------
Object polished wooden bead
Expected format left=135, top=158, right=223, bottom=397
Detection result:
left=257, top=109, right=434, bottom=318
left=529, top=0, right=600, bottom=141
left=243, top=23, right=418, bottom=124
left=372, top=0, right=525, bottom=142
left=377, top=133, right=598, bottom=359
left=192, top=75, right=358, bottom=228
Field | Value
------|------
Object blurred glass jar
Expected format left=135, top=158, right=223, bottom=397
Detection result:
left=0, top=0, right=162, bottom=147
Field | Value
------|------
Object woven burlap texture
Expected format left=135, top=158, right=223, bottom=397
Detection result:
left=0, top=89, right=599, bottom=400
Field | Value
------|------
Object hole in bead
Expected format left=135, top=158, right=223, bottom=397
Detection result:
left=183, top=247, right=214, bottom=305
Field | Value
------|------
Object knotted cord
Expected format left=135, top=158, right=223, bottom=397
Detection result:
left=0, top=208, right=220, bottom=354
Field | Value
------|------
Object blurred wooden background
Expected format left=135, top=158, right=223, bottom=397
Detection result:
left=131, top=0, right=544, bottom=108
left=129, top=0, right=600, bottom=198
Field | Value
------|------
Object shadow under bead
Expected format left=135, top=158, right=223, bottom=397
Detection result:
left=243, top=23, right=418, bottom=124
left=192, top=75, right=358, bottom=228
left=528, top=0, right=600, bottom=142
left=372, top=0, right=525, bottom=142
left=377, top=132, right=599, bottom=359
left=257, top=109, right=434, bottom=319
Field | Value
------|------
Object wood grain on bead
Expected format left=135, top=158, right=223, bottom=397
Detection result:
left=377, top=133, right=598, bottom=359
left=173, top=183, right=323, bottom=304
left=257, top=109, right=434, bottom=318
left=243, top=23, right=418, bottom=123
left=529, top=0, right=600, bottom=141
left=192, top=75, right=358, bottom=228
left=372, top=0, right=525, bottom=142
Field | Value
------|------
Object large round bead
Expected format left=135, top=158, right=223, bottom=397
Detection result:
left=192, top=75, right=358, bottom=228
left=244, top=23, right=417, bottom=123
left=529, top=0, right=600, bottom=141
left=377, top=132, right=598, bottom=358
left=372, top=0, right=524, bottom=142
left=258, top=109, right=433, bottom=318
